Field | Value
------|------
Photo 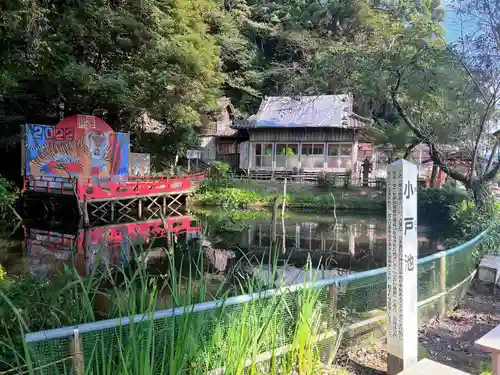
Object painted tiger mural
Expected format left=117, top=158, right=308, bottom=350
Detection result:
left=29, top=131, right=112, bottom=178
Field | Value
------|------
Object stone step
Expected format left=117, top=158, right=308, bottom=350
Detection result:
left=399, top=359, right=471, bottom=375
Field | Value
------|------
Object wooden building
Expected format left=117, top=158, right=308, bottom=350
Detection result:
left=368, top=143, right=471, bottom=188
left=199, top=97, right=243, bottom=168
left=233, top=95, right=372, bottom=175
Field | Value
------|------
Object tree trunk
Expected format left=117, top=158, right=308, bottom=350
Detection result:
left=485, top=142, right=499, bottom=172
left=471, top=179, right=493, bottom=210
left=429, top=165, right=438, bottom=188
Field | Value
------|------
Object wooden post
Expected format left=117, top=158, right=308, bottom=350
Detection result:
left=162, top=196, right=167, bottom=215
left=494, top=352, right=500, bottom=375
left=83, top=197, right=90, bottom=227
left=439, top=252, right=447, bottom=316
left=77, top=228, right=90, bottom=276
left=281, top=178, right=287, bottom=253
left=111, top=201, right=115, bottom=221
left=352, top=134, right=359, bottom=175
left=326, top=283, right=339, bottom=366
left=281, top=178, right=287, bottom=216
left=138, top=199, right=143, bottom=219
left=69, top=329, right=85, bottom=375
left=271, top=196, right=279, bottom=244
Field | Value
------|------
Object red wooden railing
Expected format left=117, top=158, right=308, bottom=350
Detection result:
left=23, top=173, right=205, bottom=201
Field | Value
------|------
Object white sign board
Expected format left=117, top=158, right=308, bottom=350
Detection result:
left=187, top=150, right=202, bottom=160
left=386, top=160, right=418, bottom=375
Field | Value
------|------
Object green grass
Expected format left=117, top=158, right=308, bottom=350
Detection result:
left=191, top=178, right=470, bottom=225
left=478, top=360, right=492, bottom=375
left=191, top=186, right=385, bottom=211
left=0, top=241, right=349, bottom=375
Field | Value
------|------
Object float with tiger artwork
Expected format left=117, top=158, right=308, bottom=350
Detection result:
left=21, top=114, right=204, bottom=226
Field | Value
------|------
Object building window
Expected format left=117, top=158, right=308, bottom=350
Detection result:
left=301, top=143, right=325, bottom=169
left=204, top=122, right=217, bottom=135
left=275, top=143, right=299, bottom=169
left=217, top=143, right=235, bottom=155
left=254, top=143, right=273, bottom=168
left=327, top=143, right=352, bottom=169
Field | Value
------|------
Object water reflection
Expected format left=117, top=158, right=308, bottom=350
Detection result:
left=1, top=210, right=450, bottom=287
left=24, top=216, right=201, bottom=281
left=201, top=212, right=448, bottom=272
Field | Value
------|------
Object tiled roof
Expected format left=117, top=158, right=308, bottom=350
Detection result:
left=233, top=95, right=372, bottom=129
left=202, top=127, right=239, bottom=137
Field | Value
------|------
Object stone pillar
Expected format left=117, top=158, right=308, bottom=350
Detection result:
left=386, top=160, right=418, bottom=375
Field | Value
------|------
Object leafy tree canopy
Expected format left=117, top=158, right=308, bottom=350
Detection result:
left=2, top=0, right=498, bottom=193
left=0, top=0, right=223, bottom=161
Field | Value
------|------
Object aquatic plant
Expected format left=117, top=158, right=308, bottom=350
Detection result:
left=0, top=240, right=349, bottom=374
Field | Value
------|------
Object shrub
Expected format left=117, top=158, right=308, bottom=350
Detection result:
left=192, top=187, right=273, bottom=208
left=0, top=265, right=5, bottom=283
left=317, top=173, right=339, bottom=190
left=192, top=183, right=385, bottom=211
left=211, top=161, right=231, bottom=176
left=317, top=171, right=354, bottom=190
left=0, top=175, right=19, bottom=220
left=450, top=197, right=500, bottom=255
left=418, top=186, right=467, bottom=222
left=343, top=169, right=352, bottom=188
left=287, top=194, right=385, bottom=211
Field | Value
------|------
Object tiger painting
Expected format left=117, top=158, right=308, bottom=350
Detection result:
left=29, top=131, right=112, bottom=178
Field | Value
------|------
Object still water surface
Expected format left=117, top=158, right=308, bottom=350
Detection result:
left=0, top=210, right=454, bottom=288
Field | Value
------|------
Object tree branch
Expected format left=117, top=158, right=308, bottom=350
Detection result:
left=390, top=66, right=470, bottom=185
left=469, top=84, right=500, bottom=177
left=390, top=88, right=427, bottom=142
left=482, top=150, right=500, bottom=182
left=441, top=39, right=489, bottom=102
left=403, top=139, right=422, bottom=159
left=428, top=143, right=469, bottom=186
left=484, top=140, right=499, bottom=173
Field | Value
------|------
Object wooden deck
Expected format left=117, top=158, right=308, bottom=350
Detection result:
left=22, top=173, right=205, bottom=226
left=476, top=324, right=500, bottom=375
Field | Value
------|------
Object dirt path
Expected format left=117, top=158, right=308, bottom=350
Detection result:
left=340, top=280, right=500, bottom=374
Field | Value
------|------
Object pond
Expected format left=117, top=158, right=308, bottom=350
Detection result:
left=0, top=209, right=454, bottom=288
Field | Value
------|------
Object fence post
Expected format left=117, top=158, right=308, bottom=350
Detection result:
left=439, top=252, right=447, bottom=316
left=325, top=282, right=339, bottom=366
left=69, top=328, right=85, bottom=375
left=83, top=197, right=90, bottom=227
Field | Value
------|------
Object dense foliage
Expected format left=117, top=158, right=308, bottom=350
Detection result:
left=2, top=0, right=498, bottom=199
left=0, top=1, right=446, bottom=156
left=1, top=0, right=223, bottom=160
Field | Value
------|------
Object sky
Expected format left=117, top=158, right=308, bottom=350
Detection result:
left=442, top=5, right=500, bottom=139
left=442, top=4, right=479, bottom=43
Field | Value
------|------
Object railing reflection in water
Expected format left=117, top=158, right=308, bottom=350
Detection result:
left=25, top=214, right=202, bottom=280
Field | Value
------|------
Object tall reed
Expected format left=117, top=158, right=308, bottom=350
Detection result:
left=1, top=235, right=347, bottom=375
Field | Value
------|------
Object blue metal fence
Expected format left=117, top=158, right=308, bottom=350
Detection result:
left=23, top=227, right=491, bottom=374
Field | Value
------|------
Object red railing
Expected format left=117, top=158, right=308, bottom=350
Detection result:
left=23, top=173, right=205, bottom=201
left=76, top=173, right=204, bottom=201
left=76, top=216, right=202, bottom=248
